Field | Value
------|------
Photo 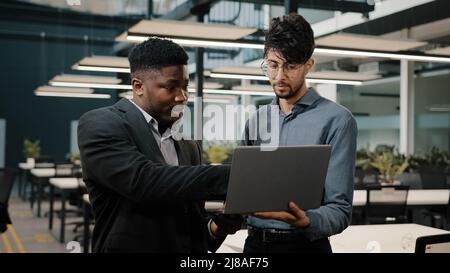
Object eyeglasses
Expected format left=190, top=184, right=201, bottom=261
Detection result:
left=261, top=60, right=303, bottom=78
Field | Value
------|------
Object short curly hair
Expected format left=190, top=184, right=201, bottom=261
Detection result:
left=128, top=37, right=188, bottom=78
left=264, top=14, right=315, bottom=64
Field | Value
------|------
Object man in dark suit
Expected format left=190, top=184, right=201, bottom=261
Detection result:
left=77, top=38, right=240, bottom=253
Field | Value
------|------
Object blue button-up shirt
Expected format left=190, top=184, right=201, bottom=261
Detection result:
left=243, top=88, right=357, bottom=241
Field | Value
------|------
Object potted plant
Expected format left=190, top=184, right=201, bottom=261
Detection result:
left=69, top=152, right=81, bottom=166
left=414, top=147, right=450, bottom=189
left=23, top=138, right=41, bottom=166
left=204, top=145, right=232, bottom=165
left=203, top=141, right=235, bottom=165
left=370, top=150, right=409, bottom=185
left=356, top=147, right=375, bottom=171
left=422, top=147, right=450, bottom=173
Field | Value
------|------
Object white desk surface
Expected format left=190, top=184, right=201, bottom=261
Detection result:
left=217, top=224, right=450, bottom=253
left=49, top=177, right=80, bottom=189
left=18, top=162, right=34, bottom=170
left=217, top=229, right=248, bottom=253
left=30, top=168, right=56, bottom=177
left=353, top=189, right=450, bottom=206
left=330, top=224, right=450, bottom=253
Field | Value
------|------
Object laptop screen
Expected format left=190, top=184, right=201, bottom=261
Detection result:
left=415, top=233, right=450, bottom=253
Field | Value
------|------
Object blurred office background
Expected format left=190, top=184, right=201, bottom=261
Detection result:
left=0, top=0, right=449, bottom=253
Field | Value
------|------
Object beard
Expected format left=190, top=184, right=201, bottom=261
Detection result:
left=274, top=79, right=305, bottom=100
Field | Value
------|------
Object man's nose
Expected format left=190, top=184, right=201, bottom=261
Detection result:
left=175, top=89, right=188, bottom=102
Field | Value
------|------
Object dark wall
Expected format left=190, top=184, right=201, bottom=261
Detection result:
left=0, top=14, right=131, bottom=167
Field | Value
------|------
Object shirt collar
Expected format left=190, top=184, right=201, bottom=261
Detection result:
left=128, top=99, right=171, bottom=136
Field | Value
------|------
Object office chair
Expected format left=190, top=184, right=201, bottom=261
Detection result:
left=419, top=169, right=449, bottom=229
left=0, top=168, right=17, bottom=233
left=354, top=168, right=380, bottom=190
left=34, top=156, right=55, bottom=168
left=29, top=156, right=55, bottom=209
left=365, top=184, right=410, bottom=224
left=352, top=169, right=381, bottom=224
left=415, top=233, right=450, bottom=253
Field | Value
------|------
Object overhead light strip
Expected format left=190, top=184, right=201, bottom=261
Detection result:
left=188, top=88, right=274, bottom=96
left=120, top=91, right=235, bottom=102
left=188, top=97, right=233, bottom=104
left=35, top=91, right=111, bottom=99
left=307, top=78, right=362, bottom=85
left=210, top=73, right=268, bottom=81
left=49, top=81, right=131, bottom=90
left=126, top=34, right=450, bottom=63
left=170, top=38, right=264, bottom=50
left=209, top=73, right=362, bottom=85
left=73, top=65, right=130, bottom=73
left=429, top=105, right=450, bottom=112
left=35, top=86, right=94, bottom=94
left=126, top=35, right=264, bottom=49
left=315, top=48, right=450, bottom=63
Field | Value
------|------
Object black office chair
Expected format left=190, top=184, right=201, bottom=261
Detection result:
left=34, top=156, right=55, bottom=168
left=29, top=156, right=55, bottom=208
left=419, top=169, right=449, bottom=229
left=64, top=166, right=88, bottom=240
left=52, top=164, right=85, bottom=227
left=420, top=169, right=448, bottom=189
left=415, top=233, right=450, bottom=253
left=0, top=168, right=17, bottom=233
left=354, top=168, right=380, bottom=190
left=365, top=184, right=410, bottom=224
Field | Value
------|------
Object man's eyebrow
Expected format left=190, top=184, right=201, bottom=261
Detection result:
left=162, top=79, right=180, bottom=84
left=266, top=59, right=281, bottom=63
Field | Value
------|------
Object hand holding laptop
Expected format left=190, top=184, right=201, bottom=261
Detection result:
left=253, top=201, right=311, bottom=228
left=210, top=213, right=244, bottom=237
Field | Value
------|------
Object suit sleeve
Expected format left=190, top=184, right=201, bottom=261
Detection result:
left=77, top=110, right=230, bottom=204
left=192, top=141, right=227, bottom=252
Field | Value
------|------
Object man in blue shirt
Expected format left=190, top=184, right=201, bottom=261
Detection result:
left=242, top=14, right=357, bottom=253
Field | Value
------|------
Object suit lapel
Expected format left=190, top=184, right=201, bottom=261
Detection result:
left=114, top=98, right=166, bottom=163
left=173, top=140, right=191, bottom=166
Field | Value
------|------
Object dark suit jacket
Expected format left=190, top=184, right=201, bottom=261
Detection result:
left=77, top=99, right=230, bottom=253
left=0, top=203, right=11, bottom=233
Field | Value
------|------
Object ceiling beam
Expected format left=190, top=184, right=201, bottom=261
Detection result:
left=344, top=0, right=450, bottom=36
left=0, top=0, right=142, bottom=29
left=223, top=0, right=375, bottom=13
left=159, top=0, right=219, bottom=20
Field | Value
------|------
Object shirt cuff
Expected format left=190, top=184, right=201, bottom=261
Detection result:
left=207, top=219, right=220, bottom=240
left=300, top=210, right=321, bottom=241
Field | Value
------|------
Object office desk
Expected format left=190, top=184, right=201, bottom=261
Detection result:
left=217, top=224, right=450, bottom=253
left=353, top=189, right=450, bottom=206
left=330, top=224, right=450, bottom=253
left=30, top=168, right=56, bottom=217
left=48, top=177, right=80, bottom=243
left=18, top=162, right=34, bottom=199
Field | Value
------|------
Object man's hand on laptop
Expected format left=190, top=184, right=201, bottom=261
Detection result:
left=253, top=201, right=310, bottom=228
left=210, top=214, right=244, bottom=237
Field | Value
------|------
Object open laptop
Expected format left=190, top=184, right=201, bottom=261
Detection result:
left=223, top=145, right=331, bottom=214
left=415, top=233, right=450, bottom=253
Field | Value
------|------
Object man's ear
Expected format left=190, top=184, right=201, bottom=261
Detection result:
left=305, top=58, right=315, bottom=74
left=131, top=77, right=144, bottom=96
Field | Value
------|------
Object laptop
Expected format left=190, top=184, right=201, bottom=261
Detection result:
left=223, top=145, right=331, bottom=214
left=415, top=233, right=450, bottom=253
